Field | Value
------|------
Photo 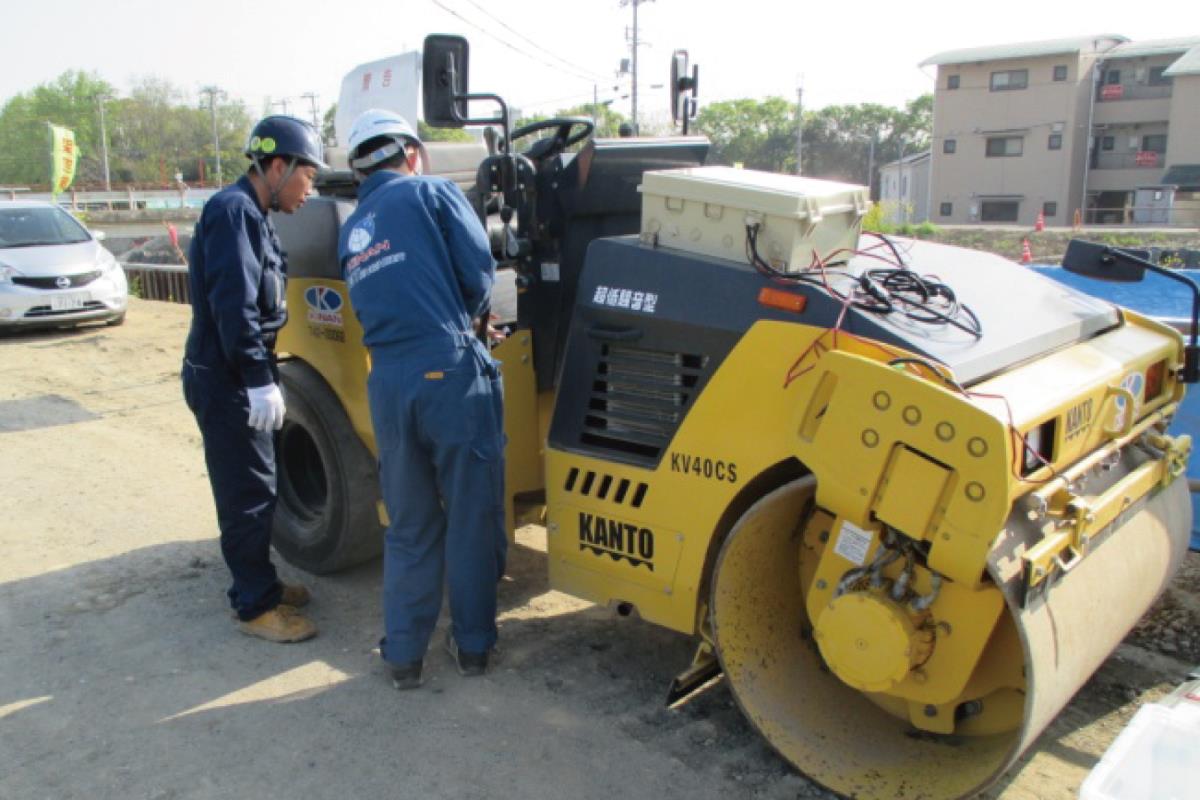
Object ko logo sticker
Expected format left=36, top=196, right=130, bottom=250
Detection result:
left=304, top=285, right=344, bottom=328
left=1111, top=371, right=1144, bottom=432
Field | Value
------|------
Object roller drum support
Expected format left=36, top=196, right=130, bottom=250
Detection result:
left=711, top=470, right=1190, bottom=800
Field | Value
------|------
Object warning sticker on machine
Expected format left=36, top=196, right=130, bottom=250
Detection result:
left=833, top=520, right=873, bottom=566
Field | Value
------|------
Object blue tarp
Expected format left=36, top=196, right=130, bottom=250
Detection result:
left=1030, top=266, right=1200, bottom=551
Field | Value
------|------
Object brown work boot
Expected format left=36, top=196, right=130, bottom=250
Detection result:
left=280, top=582, right=311, bottom=608
left=237, top=604, right=317, bottom=643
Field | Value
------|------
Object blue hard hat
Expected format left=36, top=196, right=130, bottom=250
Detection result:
left=244, top=115, right=328, bottom=169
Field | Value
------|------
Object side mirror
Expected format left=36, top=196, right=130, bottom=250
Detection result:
left=91, top=229, right=106, bottom=242
left=670, top=49, right=699, bottom=134
left=1063, top=238, right=1200, bottom=383
left=1062, top=239, right=1148, bottom=282
left=422, top=34, right=470, bottom=128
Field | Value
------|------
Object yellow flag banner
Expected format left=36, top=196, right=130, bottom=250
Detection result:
left=49, top=124, right=79, bottom=195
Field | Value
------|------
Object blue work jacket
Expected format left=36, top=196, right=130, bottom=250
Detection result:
left=184, top=176, right=286, bottom=388
left=338, top=171, right=494, bottom=353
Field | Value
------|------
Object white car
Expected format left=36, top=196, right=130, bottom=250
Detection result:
left=0, top=200, right=128, bottom=329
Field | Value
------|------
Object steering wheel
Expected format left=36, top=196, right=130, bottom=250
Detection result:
left=509, top=116, right=595, bottom=160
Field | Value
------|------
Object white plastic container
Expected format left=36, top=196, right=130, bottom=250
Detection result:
left=638, top=166, right=870, bottom=272
left=1079, top=699, right=1200, bottom=800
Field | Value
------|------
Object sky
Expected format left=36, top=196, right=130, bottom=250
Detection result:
left=1, top=0, right=1194, bottom=135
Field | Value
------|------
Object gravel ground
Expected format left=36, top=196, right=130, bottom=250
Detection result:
left=1, top=297, right=1196, bottom=800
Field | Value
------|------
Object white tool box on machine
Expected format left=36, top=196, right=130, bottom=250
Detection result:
left=638, top=166, right=870, bottom=272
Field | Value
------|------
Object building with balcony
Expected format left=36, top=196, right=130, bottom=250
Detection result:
left=921, top=35, right=1200, bottom=227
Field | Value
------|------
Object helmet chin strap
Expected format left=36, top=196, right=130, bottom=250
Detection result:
left=251, top=157, right=299, bottom=211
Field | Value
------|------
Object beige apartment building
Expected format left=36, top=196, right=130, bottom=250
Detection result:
left=921, top=35, right=1200, bottom=227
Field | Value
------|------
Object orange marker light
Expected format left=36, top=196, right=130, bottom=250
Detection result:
left=758, top=287, right=807, bottom=314
left=1144, top=359, right=1166, bottom=402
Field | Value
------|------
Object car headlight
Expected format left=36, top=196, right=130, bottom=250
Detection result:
left=0, top=263, right=20, bottom=284
left=98, top=250, right=121, bottom=274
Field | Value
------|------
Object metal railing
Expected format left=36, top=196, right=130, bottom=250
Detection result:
left=1083, top=206, right=1199, bottom=227
left=4, top=187, right=218, bottom=210
left=1097, top=83, right=1173, bottom=102
left=1091, top=152, right=1165, bottom=170
left=123, top=262, right=189, bottom=304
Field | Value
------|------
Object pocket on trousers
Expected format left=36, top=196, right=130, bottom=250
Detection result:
left=420, top=363, right=480, bottom=445
left=470, top=434, right=505, bottom=515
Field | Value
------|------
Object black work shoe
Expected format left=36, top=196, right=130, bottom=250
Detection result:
left=444, top=631, right=488, bottom=676
left=389, top=659, right=423, bottom=690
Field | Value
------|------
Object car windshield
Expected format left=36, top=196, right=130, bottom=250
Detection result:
left=0, top=207, right=91, bottom=248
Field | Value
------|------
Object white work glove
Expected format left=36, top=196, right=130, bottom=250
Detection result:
left=247, top=383, right=286, bottom=432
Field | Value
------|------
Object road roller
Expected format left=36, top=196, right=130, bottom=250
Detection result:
left=535, top=179, right=1192, bottom=796
left=270, top=35, right=1192, bottom=799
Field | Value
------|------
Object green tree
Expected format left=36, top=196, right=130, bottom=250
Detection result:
left=0, top=70, right=115, bottom=186
left=322, top=103, right=337, bottom=144
left=106, top=78, right=251, bottom=185
left=0, top=71, right=253, bottom=187
left=417, top=120, right=473, bottom=143
left=694, top=97, right=798, bottom=172
left=801, top=95, right=933, bottom=193
left=694, top=94, right=933, bottom=196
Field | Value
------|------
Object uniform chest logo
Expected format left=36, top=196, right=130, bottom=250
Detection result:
left=347, top=214, right=375, bottom=254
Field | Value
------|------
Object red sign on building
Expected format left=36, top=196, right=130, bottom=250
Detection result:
left=1101, top=84, right=1124, bottom=100
left=1135, top=151, right=1159, bottom=167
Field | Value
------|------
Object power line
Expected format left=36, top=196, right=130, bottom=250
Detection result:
left=428, top=0, right=601, bottom=85
left=456, top=0, right=610, bottom=82
left=518, top=89, right=626, bottom=114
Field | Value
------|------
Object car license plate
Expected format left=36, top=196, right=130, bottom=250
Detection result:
left=50, top=293, right=87, bottom=311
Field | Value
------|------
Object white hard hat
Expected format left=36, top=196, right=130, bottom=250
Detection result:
left=347, top=109, right=423, bottom=170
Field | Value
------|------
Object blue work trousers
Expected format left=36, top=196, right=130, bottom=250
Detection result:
left=181, top=360, right=283, bottom=621
left=368, top=338, right=507, bottom=665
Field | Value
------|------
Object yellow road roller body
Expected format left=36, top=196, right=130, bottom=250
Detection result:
left=271, top=139, right=1190, bottom=797
left=541, top=228, right=1191, bottom=798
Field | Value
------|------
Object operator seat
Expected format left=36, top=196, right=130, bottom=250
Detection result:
left=522, top=136, right=710, bottom=390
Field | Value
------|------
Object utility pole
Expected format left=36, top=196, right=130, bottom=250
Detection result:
left=200, top=86, right=224, bottom=186
left=95, top=94, right=112, bottom=192
left=301, top=92, right=320, bottom=128
left=272, top=98, right=291, bottom=116
left=867, top=133, right=876, bottom=198
left=795, top=80, right=803, bottom=176
left=620, top=0, right=654, bottom=134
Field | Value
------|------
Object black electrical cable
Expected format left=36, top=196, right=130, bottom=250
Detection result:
left=745, top=223, right=983, bottom=338
left=868, top=231, right=906, bottom=266
left=863, top=267, right=983, bottom=337
left=745, top=224, right=875, bottom=306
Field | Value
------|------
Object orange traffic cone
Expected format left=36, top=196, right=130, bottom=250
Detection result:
left=1021, top=238, right=1033, bottom=264
left=1035, top=210, right=1045, bottom=232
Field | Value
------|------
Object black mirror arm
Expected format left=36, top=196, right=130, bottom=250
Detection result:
left=440, top=52, right=513, bottom=153
left=1111, top=246, right=1200, bottom=383
left=449, top=92, right=512, bottom=154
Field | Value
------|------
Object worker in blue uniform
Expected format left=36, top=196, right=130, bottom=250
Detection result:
left=339, top=109, right=505, bottom=689
left=182, top=115, right=327, bottom=643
